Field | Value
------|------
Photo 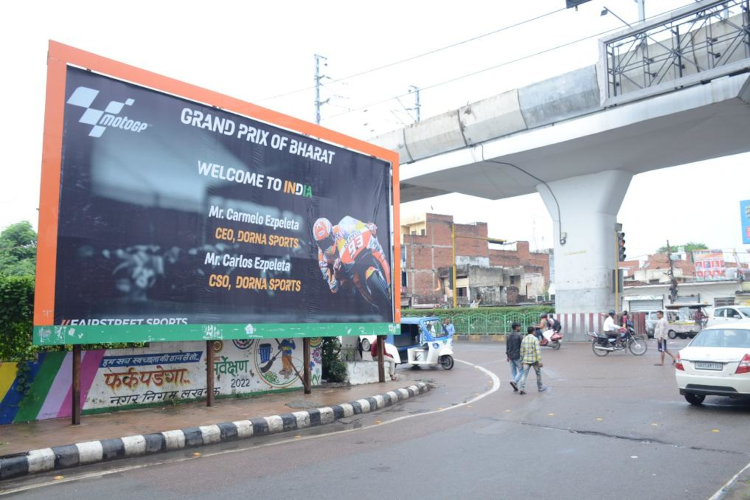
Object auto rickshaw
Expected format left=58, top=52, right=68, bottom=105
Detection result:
left=386, top=316, right=454, bottom=370
left=665, top=303, right=710, bottom=339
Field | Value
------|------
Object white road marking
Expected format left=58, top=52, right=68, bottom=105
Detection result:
left=707, top=459, right=750, bottom=500
left=0, top=358, right=500, bottom=495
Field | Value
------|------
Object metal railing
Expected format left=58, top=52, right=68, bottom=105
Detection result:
left=401, top=311, right=543, bottom=335
left=601, top=0, right=750, bottom=103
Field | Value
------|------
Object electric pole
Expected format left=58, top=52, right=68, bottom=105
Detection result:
left=635, top=0, right=645, bottom=23
left=408, top=85, right=421, bottom=123
left=665, top=240, right=678, bottom=304
left=314, top=54, right=329, bottom=124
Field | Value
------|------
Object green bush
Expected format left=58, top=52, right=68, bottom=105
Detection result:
left=0, top=274, right=35, bottom=361
left=321, top=337, right=347, bottom=383
left=0, top=274, right=147, bottom=361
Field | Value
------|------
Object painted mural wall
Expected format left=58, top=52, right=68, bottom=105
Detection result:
left=0, top=338, right=322, bottom=424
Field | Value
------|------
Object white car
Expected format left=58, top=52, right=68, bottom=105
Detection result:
left=706, top=306, right=750, bottom=327
left=359, top=335, right=377, bottom=352
left=675, top=322, right=750, bottom=405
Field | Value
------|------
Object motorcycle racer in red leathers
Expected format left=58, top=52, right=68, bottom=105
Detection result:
left=313, top=216, right=391, bottom=311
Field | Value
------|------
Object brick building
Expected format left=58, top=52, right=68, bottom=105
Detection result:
left=400, top=213, right=551, bottom=307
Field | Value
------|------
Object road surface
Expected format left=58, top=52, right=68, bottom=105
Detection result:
left=3, top=338, right=749, bottom=499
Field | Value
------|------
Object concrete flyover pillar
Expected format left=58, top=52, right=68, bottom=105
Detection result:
left=537, top=170, right=632, bottom=340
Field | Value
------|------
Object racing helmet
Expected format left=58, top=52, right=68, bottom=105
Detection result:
left=313, top=218, right=335, bottom=251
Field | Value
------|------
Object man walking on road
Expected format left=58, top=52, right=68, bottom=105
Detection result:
left=506, top=322, right=523, bottom=392
left=654, top=310, right=676, bottom=366
left=519, top=326, right=547, bottom=395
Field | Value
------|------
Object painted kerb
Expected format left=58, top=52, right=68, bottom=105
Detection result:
left=0, top=382, right=430, bottom=480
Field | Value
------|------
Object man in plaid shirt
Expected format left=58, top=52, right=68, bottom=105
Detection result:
left=519, top=326, right=547, bottom=395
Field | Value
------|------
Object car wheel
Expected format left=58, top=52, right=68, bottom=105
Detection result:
left=684, top=393, right=705, bottom=406
left=668, top=330, right=677, bottom=340
left=361, top=338, right=371, bottom=352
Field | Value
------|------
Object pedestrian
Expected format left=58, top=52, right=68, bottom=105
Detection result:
left=506, top=322, right=523, bottom=392
left=443, top=318, right=455, bottom=335
left=653, top=310, right=676, bottom=366
left=518, top=326, right=547, bottom=395
left=694, top=308, right=704, bottom=331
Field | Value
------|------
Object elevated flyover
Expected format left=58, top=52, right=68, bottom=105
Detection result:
left=372, top=0, right=750, bottom=336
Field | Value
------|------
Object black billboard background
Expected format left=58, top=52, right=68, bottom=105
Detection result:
left=54, top=67, right=393, bottom=325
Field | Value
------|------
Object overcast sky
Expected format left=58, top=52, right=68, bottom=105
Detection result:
left=1, top=0, right=748, bottom=260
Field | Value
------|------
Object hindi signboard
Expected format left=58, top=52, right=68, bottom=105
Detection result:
left=34, top=42, right=400, bottom=345
left=693, top=250, right=726, bottom=281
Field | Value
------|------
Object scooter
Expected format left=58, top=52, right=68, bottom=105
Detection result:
left=539, top=329, right=563, bottom=350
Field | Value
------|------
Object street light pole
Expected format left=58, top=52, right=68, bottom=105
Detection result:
left=452, top=223, right=457, bottom=308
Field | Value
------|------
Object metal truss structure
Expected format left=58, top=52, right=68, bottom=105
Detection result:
left=601, top=0, right=750, bottom=102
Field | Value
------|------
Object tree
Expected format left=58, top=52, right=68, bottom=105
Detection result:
left=0, top=221, right=37, bottom=276
left=656, top=242, right=708, bottom=254
left=0, top=274, right=35, bottom=361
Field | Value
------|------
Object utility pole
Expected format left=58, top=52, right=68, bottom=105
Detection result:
left=408, top=85, right=421, bottom=123
left=614, top=223, right=623, bottom=313
left=665, top=240, right=678, bottom=304
left=635, top=0, right=645, bottom=23
left=452, top=223, right=457, bottom=308
left=314, top=54, right=329, bottom=125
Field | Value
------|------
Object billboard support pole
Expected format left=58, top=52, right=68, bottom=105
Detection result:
left=72, top=345, right=81, bottom=425
left=377, top=336, right=385, bottom=383
left=206, top=341, right=215, bottom=407
left=303, top=338, right=311, bottom=394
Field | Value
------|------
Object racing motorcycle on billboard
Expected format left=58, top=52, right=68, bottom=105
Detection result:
left=336, top=225, right=392, bottom=314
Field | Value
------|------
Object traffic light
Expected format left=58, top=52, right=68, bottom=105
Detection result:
left=617, top=231, right=626, bottom=262
left=566, top=0, right=591, bottom=9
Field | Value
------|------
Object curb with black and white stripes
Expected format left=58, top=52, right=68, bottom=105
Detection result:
left=0, top=382, right=429, bottom=481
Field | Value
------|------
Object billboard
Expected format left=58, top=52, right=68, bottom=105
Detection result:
left=693, top=250, right=726, bottom=281
left=34, top=42, right=400, bottom=345
left=742, top=200, right=750, bottom=245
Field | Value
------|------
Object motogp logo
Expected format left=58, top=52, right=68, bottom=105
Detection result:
left=66, top=86, right=149, bottom=138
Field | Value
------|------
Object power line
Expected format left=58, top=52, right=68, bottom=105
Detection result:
left=322, top=1, right=697, bottom=123
left=323, top=27, right=616, bottom=121
left=257, top=7, right=567, bottom=103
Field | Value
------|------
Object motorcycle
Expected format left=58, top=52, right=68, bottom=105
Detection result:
left=589, top=328, right=647, bottom=357
left=338, top=226, right=391, bottom=313
left=540, top=329, right=563, bottom=350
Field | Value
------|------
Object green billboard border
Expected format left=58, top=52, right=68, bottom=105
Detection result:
left=33, top=322, right=399, bottom=345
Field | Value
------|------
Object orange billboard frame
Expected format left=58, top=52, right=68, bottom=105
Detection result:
left=35, top=40, right=401, bottom=339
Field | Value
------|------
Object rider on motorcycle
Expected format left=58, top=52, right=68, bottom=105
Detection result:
left=313, top=215, right=391, bottom=294
left=603, top=309, right=626, bottom=345
left=535, top=313, right=549, bottom=341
